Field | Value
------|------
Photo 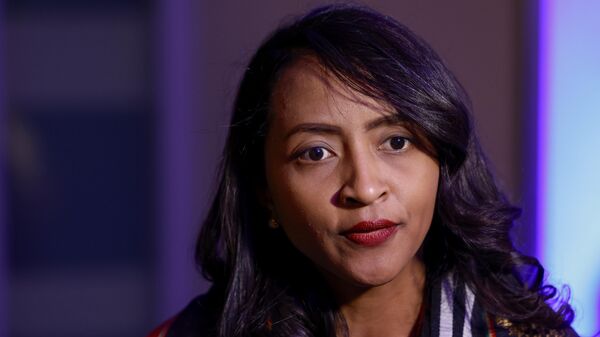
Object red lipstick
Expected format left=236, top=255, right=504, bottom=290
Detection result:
left=342, top=219, right=399, bottom=247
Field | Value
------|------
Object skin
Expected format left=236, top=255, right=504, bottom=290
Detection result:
left=264, top=58, right=440, bottom=337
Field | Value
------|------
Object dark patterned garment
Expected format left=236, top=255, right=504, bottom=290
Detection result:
left=147, top=274, right=578, bottom=337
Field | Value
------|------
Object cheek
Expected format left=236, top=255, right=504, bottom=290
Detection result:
left=394, top=158, right=439, bottom=228
left=269, top=170, right=324, bottom=228
left=266, top=166, right=342, bottom=263
left=414, top=171, right=439, bottom=238
left=276, top=205, right=335, bottom=271
left=268, top=163, right=338, bottom=221
left=415, top=174, right=438, bottom=217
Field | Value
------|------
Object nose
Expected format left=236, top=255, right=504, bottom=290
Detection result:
left=337, top=152, right=388, bottom=207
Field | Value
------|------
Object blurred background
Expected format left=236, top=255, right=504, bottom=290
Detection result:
left=0, top=0, right=598, bottom=336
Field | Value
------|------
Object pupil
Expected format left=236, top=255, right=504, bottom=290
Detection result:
left=391, top=137, right=405, bottom=150
left=309, top=148, right=324, bottom=160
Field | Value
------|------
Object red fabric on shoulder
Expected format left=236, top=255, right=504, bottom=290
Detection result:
left=146, top=317, right=175, bottom=337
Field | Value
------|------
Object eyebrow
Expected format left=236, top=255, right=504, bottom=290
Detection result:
left=364, top=115, right=405, bottom=131
left=284, top=115, right=406, bottom=140
left=284, top=123, right=342, bottom=140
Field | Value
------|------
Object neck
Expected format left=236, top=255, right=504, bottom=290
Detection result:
left=328, top=260, right=426, bottom=337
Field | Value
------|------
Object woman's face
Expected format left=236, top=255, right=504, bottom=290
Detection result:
left=264, top=59, right=439, bottom=289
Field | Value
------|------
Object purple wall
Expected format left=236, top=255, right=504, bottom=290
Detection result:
left=155, top=0, right=211, bottom=321
left=0, top=0, right=7, bottom=334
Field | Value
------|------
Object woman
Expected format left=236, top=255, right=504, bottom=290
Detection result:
left=149, top=4, right=576, bottom=337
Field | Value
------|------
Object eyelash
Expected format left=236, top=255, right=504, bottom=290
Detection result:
left=295, top=135, right=412, bottom=163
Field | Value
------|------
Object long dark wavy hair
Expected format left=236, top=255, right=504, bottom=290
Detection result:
left=195, top=4, right=573, bottom=336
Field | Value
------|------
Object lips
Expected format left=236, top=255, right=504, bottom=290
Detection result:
left=341, top=219, right=399, bottom=247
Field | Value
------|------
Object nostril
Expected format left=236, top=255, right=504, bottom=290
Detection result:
left=343, top=196, right=361, bottom=206
left=330, top=190, right=360, bottom=207
left=339, top=193, right=367, bottom=208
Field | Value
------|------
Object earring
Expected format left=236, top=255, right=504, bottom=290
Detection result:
left=268, top=218, right=279, bottom=229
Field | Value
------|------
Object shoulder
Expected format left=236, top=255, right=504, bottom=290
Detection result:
left=147, top=318, right=175, bottom=337
left=147, top=290, right=220, bottom=337
left=430, top=272, right=578, bottom=337
left=494, top=317, right=579, bottom=337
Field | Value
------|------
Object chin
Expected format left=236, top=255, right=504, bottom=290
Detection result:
left=341, top=253, right=422, bottom=289
left=356, top=273, right=400, bottom=288
left=314, top=250, right=421, bottom=291
left=339, top=264, right=403, bottom=288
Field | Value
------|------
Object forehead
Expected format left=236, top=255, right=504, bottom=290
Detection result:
left=269, top=57, right=395, bottom=126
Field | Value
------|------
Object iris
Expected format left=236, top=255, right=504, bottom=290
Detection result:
left=390, top=137, right=407, bottom=150
left=308, top=147, right=325, bottom=161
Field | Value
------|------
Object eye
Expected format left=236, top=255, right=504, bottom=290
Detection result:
left=298, top=146, right=334, bottom=162
left=380, top=136, right=411, bottom=152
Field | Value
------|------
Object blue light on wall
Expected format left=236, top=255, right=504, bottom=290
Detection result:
left=538, top=1, right=600, bottom=335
